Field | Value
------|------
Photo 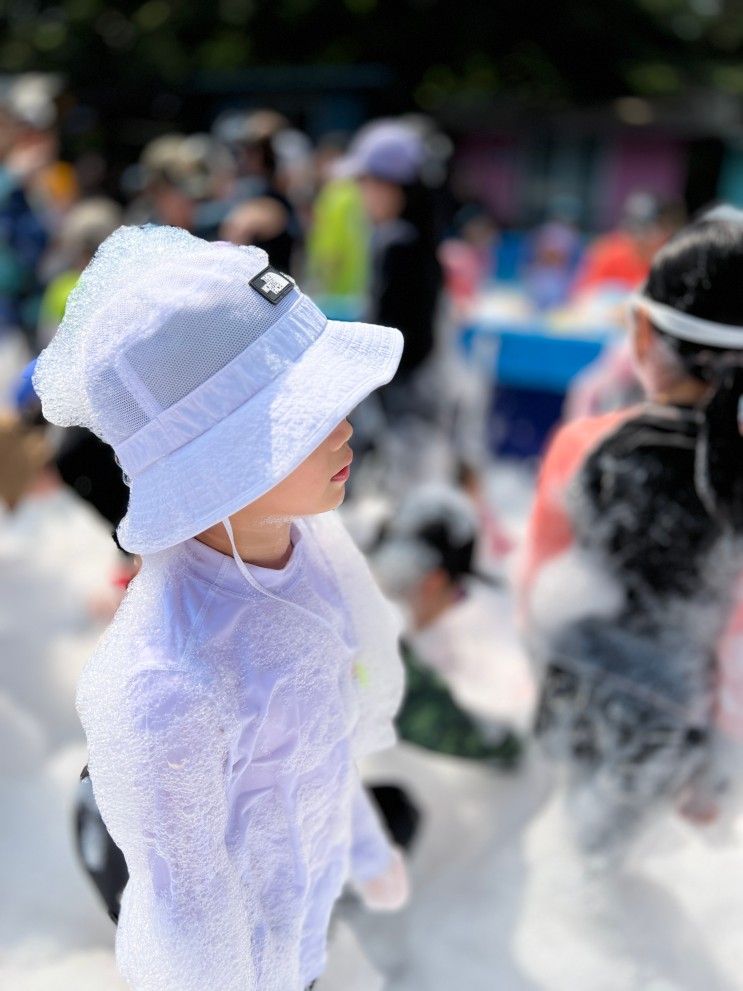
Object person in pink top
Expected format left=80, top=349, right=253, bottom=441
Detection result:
left=520, top=213, right=743, bottom=856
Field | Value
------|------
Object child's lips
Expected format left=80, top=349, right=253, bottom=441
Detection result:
left=331, top=456, right=353, bottom=483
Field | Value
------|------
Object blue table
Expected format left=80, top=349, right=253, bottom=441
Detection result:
left=459, top=318, right=618, bottom=457
left=459, top=320, right=616, bottom=393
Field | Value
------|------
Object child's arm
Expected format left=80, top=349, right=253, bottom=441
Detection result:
left=349, top=778, right=409, bottom=911
left=116, top=666, right=255, bottom=991
left=349, top=779, right=394, bottom=882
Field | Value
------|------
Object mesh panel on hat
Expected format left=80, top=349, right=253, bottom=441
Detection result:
left=91, top=367, right=149, bottom=444
left=125, top=285, right=297, bottom=410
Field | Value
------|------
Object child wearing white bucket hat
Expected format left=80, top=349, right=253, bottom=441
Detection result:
left=33, top=224, right=408, bottom=991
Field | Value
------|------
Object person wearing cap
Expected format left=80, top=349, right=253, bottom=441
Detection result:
left=32, top=225, right=409, bottom=991
left=519, top=215, right=743, bottom=856
left=125, top=133, right=234, bottom=247
left=338, top=119, right=442, bottom=405
left=371, top=484, right=534, bottom=758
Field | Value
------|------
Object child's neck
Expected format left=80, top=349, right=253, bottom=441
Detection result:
left=413, top=583, right=464, bottom=630
left=649, top=379, right=711, bottom=408
left=196, top=517, right=293, bottom=569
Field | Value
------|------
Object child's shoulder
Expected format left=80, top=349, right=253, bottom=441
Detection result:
left=302, top=510, right=376, bottom=579
left=541, top=407, right=640, bottom=487
left=548, top=407, right=640, bottom=458
left=78, top=559, right=219, bottom=710
left=301, top=510, right=355, bottom=562
left=105, top=549, right=221, bottom=654
left=78, top=623, right=219, bottom=737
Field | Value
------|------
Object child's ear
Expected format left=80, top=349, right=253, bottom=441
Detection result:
left=632, top=308, right=654, bottom=364
left=419, top=569, right=450, bottom=598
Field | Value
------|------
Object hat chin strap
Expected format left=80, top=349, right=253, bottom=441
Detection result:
left=221, top=516, right=267, bottom=595
left=221, top=516, right=306, bottom=610
left=221, top=516, right=359, bottom=641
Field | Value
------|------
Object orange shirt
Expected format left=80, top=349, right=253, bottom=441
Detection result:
left=573, top=231, right=651, bottom=297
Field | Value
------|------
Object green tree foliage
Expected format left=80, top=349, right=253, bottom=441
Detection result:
left=0, top=0, right=742, bottom=105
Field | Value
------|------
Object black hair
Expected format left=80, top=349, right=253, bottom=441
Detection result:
left=417, top=520, right=476, bottom=582
left=371, top=514, right=502, bottom=590
left=642, top=218, right=743, bottom=525
left=238, top=134, right=277, bottom=180
left=643, top=218, right=743, bottom=380
left=370, top=516, right=474, bottom=583
left=418, top=519, right=502, bottom=588
left=400, top=180, right=440, bottom=251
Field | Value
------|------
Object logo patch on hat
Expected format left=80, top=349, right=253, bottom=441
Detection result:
left=249, top=266, right=295, bottom=304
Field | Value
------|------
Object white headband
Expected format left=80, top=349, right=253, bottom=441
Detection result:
left=630, top=294, right=743, bottom=350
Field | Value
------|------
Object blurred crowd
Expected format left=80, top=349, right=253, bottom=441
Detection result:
left=0, top=74, right=697, bottom=531
left=0, top=75, right=701, bottom=768
left=0, top=74, right=690, bottom=387
left=6, top=70, right=743, bottom=990
left=0, top=79, right=542, bottom=948
left=0, top=79, right=540, bottom=793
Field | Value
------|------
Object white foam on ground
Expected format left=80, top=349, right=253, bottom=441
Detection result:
left=3, top=482, right=743, bottom=990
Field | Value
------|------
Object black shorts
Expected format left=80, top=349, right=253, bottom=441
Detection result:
left=535, top=658, right=710, bottom=800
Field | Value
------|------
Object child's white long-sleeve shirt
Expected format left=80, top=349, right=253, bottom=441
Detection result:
left=77, top=511, right=404, bottom=991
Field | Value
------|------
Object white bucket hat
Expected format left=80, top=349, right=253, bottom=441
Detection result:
left=33, top=225, right=403, bottom=554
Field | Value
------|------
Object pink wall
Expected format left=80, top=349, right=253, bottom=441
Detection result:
left=452, top=129, right=688, bottom=230
left=593, top=134, right=687, bottom=229
left=452, top=135, right=523, bottom=224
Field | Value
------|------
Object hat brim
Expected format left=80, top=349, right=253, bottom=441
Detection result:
left=116, top=320, right=403, bottom=554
